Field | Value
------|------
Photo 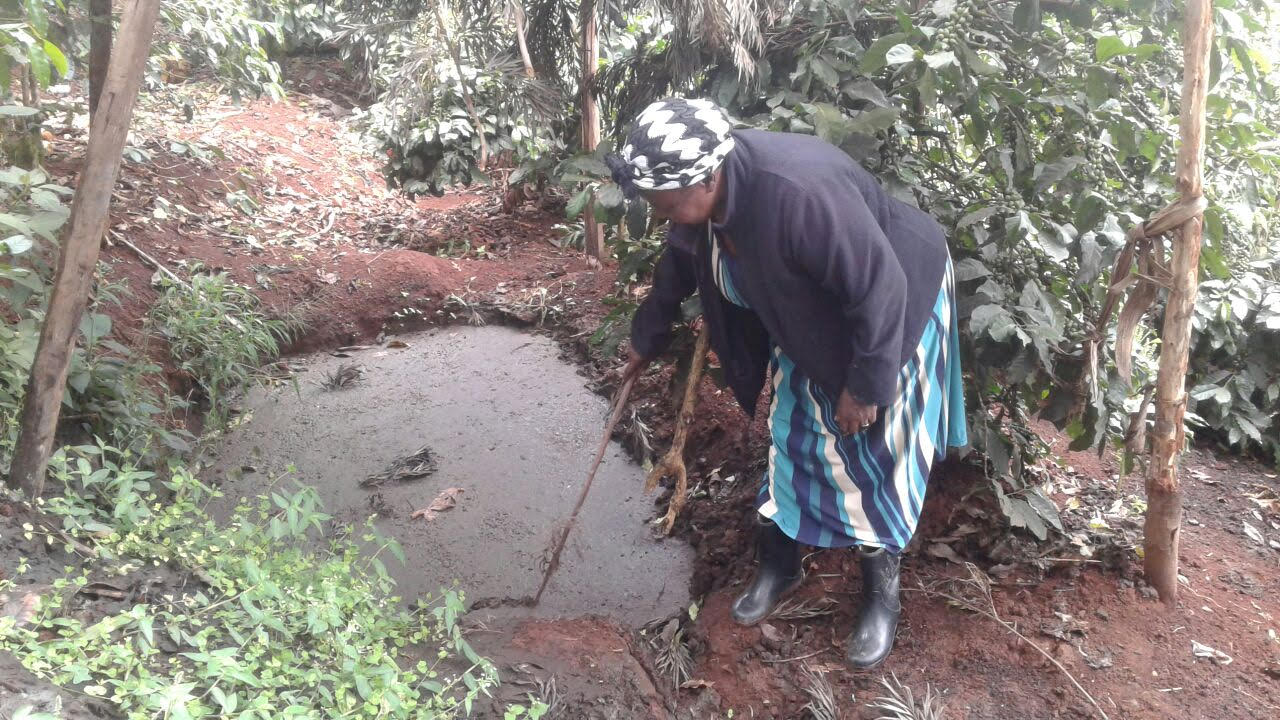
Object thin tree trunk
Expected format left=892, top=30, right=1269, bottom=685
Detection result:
left=88, top=0, right=112, bottom=118
left=579, top=0, right=603, bottom=259
left=433, top=3, right=488, bottom=170
left=1144, top=0, right=1213, bottom=605
left=7, top=0, right=162, bottom=499
left=23, top=66, right=37, bottom=106
left=511, top=2, right=536, bottom=78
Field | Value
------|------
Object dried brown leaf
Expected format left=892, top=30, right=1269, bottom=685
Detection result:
left=412, top=487, right=465, bottom=521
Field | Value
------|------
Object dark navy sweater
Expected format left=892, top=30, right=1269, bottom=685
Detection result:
left=630, top=129, right=949, bottom=415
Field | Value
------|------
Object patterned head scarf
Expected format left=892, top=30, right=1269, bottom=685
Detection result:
left=605, top=97, right=736, bottom=197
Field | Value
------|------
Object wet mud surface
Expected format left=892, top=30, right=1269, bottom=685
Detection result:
left=207, top=326, right=693, bottom=626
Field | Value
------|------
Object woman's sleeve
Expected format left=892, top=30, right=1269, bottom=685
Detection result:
left=630, top=229, right=698, bottom=359
left=784, top=185, right=907, bottom=407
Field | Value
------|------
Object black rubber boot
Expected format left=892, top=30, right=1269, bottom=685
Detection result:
left=845, top=547, right=901, bottom=669
left=730, top=519, right=804, bottom=626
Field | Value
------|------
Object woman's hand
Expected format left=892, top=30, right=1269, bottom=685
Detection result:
left=835, top=389, right=878, bottom=435
left=621, top=347, right=650, bottom=385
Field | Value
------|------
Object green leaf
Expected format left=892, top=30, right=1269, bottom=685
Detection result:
left=957, top=206, right=999, bottom=229
left=1200, top=245, right=1231, bottom=281
left=0, top=105, right=40, bottom=117
left=847, top=106, right=899, bottom=135
left=25, top=0, right=48, bottom=36
left=809, top=57, right=839, bottom=89
left=859, top=33, right=909, bottom=73
left=1095, top=35, right=1130, bottom=62
left=27, top=44, right=50, bottom=88
left=1013, top=0, right=1042, bottom=32
left=0, top=213, right=32, bottom=236
left=924, top=50, right=956, bottom=69
left=1000, top=493, right=1048, bottom=540
left=42, top=40, right=67, bottom=78
left=354, top=674, right=373, bottom=700
left=566, top=188, right=592, bottom=220
left=27, top=210, right=68, bottom=240
left=1076, top=232, right=1103, bottom=284
left=969, top=304, right=1018, bottom=342
left=1034, top=156, right=1085, bottom=193
left=2, top=234, right=32, bottom=254
left=954, top=258, right=990, bottom=281
left=68, top=369, right=89, bottom=394
left=955, top=42, right=1000, bottom=76
left=885, top=43, right=917, bottom=66
left=595, top=184, right=624, bottom=212
left=138, top=615, right=154, bottom=646
left=79, top=313, right=111, bottom=345
left=564, top=154, right=610, bottom=179
left=1084, top=67, right=1112, bottom=107
left=840, top=78, right=890, bottom=108
left=1132, top=43, right=1163, bottom=62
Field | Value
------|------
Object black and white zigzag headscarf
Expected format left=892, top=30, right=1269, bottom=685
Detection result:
left=605, top=98, right=736, bottom=197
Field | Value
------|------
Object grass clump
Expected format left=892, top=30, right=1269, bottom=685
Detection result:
left=148, top=269, right=298, bottom=423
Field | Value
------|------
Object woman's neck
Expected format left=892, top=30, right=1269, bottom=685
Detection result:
left=710, top=171, right=730, bottom=224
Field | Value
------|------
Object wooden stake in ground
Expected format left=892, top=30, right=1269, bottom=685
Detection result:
left=533, top=375, right=637, bottom=605
left=646, top=324, right=709, bottom=534
left=579, top=0, right=604, bottom=260
left=7, top=0, right=161, bottom=499
left=1144, top=0, right=1212, bottom=604
left=88, top=0, right=112, bottom=119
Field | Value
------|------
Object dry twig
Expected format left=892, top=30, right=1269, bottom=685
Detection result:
left=917, top=564, right=1110, bottom=720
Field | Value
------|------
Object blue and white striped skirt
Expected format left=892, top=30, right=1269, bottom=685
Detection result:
left=756, top=262, right=968, bottom=552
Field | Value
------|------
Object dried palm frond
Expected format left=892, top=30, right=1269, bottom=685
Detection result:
left=650, top=618, right=694, bottom=690
left=800, top=663, right=839, bottom=720
left=770, top=596, right=839, bottom=621
left=522, top=0, right=579, bottom=86
left=655, top=0, right=784, bottom=82
left=623, top=405, right=654, bottom=461
left=595, top=44, right=676, bottom=137
left=867, top=672, right=946, bottom=720
left=360, top=445, right=439, bottom=487
left=445, top=293, right=487, bottom=326
left=481, top=53, right=566, bottom=120
left=535, top=674, right=562, bottom=717
left=321, top=362, right=364, bottom=390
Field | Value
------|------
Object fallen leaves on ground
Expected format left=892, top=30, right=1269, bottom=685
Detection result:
left=411, top=487, right=465, bottom=522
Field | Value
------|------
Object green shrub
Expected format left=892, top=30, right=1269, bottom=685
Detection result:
left=1, top=165, right=189, bottom=468
left=147, top=270, right=298, bottom=425
left=3, top=445, right=513, bottom=719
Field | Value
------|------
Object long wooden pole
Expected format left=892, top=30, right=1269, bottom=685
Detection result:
left=7, top=0, right=161, bottom=498
left=579, top=0, right=604, bottom=260
left=1143, top=0, right=1212, bottom=604
left=533, top=375, right=636, bottom=604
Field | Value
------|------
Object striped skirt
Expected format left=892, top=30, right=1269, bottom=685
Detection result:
left=756, top=262, right=968, bottom=552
